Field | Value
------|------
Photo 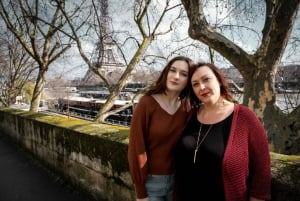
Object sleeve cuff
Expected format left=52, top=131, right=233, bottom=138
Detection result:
left=135, top=184, right=147, bottom=199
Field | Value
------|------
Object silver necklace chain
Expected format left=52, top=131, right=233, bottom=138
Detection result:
left=193, top=123, right=213, bottom=163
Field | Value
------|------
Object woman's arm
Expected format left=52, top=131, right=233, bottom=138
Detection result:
left=128, top=96, right=151, bottom=199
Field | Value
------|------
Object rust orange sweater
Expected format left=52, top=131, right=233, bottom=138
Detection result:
left=127, top=95, right=192, bottom=199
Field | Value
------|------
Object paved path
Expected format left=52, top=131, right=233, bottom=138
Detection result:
left=0, top=134, right=94, bottom=201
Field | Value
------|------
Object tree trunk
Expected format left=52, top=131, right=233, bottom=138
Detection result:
left=242, top=61, right=295, bottom=154
left=95, top=37, right=152, bottom=123
left=29, top=70, right=44, bottom=112
left=181, top=0, right=300, bottom=154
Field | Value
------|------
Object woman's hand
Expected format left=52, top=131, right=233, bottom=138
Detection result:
left=249, top=197, right=264, bottom=201
left=136, top=198, right=149, bottom=201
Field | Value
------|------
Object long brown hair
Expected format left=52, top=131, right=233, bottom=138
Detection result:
left=146, top=56, right=193, bottom=100
left=188, top=62, right=234, bottom=107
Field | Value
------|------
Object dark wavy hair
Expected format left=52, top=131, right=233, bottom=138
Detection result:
left=188, top=62, right=234, bottom=107
left=146, top=56, right=193, bottom=100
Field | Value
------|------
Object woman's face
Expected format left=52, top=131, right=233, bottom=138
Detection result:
left=191, top=66, right=221, bottom=104
left=166, top=60, right=189, bottom=93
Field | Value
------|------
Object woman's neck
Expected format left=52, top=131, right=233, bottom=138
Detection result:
left=158, top=93, right=180, bottom=106
left=163, top=91, right=180, bottom=104
left=152, top=93, right=181, bottom=115
left=201, top=98, right=225, bottom=112
left=198, top=99, right=234, bottom=124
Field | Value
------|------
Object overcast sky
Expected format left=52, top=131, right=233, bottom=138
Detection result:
left=48, top=0, right=300, bottom=80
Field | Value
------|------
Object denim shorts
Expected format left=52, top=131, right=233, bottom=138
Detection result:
left=145, top=174, right=174, bottom=201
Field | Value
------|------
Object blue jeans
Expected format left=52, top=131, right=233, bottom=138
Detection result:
left=145, top=174, right=174, bottom=201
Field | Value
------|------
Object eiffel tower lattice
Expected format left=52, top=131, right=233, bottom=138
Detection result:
left=82, top=0, right=125, bottom=85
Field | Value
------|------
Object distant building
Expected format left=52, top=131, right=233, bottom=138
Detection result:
left=221, top=64, right=300, bottom=90
left=221, top=67, right=244, bottom=87
left=275, top=64, right=300, bottom=90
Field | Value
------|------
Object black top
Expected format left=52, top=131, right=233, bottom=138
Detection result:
left=174, top=112, right=233, bottom=201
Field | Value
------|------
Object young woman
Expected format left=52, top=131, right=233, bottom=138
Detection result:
left=128, top=56, right=194, bottom=201
left=174, top=62, right=271, bottom=201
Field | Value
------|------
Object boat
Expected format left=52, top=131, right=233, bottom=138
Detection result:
left=56, top=95, right=138, bottom=126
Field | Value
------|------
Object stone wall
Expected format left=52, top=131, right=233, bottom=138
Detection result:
left=270, top=152, right=300, bottom=200
left=0, top=108, right=299, bottom=201
left=0, top=108, right=135, bottom=201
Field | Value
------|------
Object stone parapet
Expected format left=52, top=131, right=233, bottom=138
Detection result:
left=0, top=108, right=134, bottom=201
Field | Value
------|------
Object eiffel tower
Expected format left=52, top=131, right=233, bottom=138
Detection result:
left=82, top=0, right=125, bottom=85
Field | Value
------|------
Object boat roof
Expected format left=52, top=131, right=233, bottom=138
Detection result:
left=62, top=96, right=138, bottom=105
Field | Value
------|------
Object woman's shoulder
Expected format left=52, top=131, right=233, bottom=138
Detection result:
left=234, top=104, right=261, bottom=122
left=139, top=94, right=155, bottom=103
left=234, top=104, right=254, bottom=114
left=135, top=95, right=157, bottom=108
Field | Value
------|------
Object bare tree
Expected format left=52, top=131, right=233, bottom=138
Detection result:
left=0, top=31, right=37, bottom=107
left=181, top=0, right=300, bottom=154
left=0, top=0, right=79, bottom=112
left=58, top=0, right=188, bottom=122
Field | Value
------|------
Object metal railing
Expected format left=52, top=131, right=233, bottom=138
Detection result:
left=46, top=108, right=130, bottom=127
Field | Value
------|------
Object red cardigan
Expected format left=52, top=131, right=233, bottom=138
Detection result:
left=127, top=95, right=191, bottom=199
left=222, top=104, right=271, bottom=200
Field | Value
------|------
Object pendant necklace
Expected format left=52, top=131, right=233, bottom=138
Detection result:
left=193, top=123, right=213, bottom=163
